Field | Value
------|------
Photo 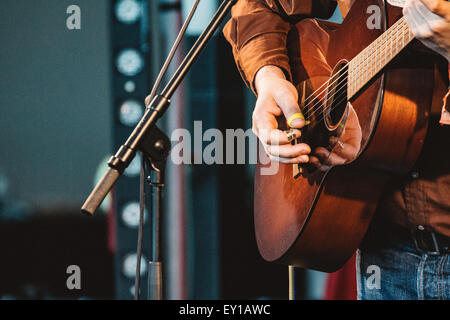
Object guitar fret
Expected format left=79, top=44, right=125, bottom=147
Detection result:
left=352, top=61, right=355, bottom=97
left=356, top=54, right=359, bottom=94
left=347, top=17, right=414, bottom=100
left=347, top=61, right=353, bottom=97
left=389, top=28, right=394, bottom=60
left=362, top=49, right=366, bottom=86
left=402, top=22, right=405, bottom=47
left=365, top=47, right=369, bottom=84
left=375, top=37, right=379, bottom=75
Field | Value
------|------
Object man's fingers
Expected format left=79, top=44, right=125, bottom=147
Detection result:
left=258, top=128, right=302, bottom=145
left=404, top=0, right=450, bottom=61
left=271, top=82, right=306, bottom=129
left=404, top=1, right=431, bottom=39
left=253, top=112, right=302, bottom=145
left=415, top=0, right=444, bottom=36
left=267, top=143, right=311, bottom=158
left=314, top=147, right=347, bottom=166
left=420, top=0, right=450, bottom=19
left=279, top=97, right=306, bottom=128
left=269, top=154, right=310, bottom=164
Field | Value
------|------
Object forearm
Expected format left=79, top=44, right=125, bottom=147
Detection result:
left=223, top=0, right=337, bottom=93
left=255, top=65, right=286, bottom=94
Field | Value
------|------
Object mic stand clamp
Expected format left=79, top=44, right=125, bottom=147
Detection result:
left=138, top=124, right=171, bottom=300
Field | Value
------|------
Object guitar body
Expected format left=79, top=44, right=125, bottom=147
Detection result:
left=254, top=0, right=447, bottom=272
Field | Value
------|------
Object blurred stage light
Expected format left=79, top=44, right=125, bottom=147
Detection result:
left=116, top=49, right=144, bottom=76
left=122, top=253, right=147, bottom=279
left=124, top=80, right=136, bottom=93
left=119, top=99, right=144, bottom=126
left=111, top=0, right=153, bottom=299
left=115, top=0, right=142, bottom=24
left=121, top=201, right=148, bottom=228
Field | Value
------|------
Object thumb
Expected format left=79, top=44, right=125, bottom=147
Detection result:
left=274, top=89, right=306, bottom=129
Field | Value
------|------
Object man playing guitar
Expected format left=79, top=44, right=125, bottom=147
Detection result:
left=223, top=0, right=450, bottom=299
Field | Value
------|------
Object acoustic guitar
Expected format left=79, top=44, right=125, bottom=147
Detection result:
left=254, top=0, right=449, bottom=272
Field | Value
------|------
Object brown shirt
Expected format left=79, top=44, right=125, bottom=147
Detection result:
left=223, top=0, right=450, bottom=237
left=223, top=0, right=337, bottom=92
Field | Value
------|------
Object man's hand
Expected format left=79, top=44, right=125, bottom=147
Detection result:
left=404, top=0, right=450, bottom=61
left=253, top=65, right=311, bottom=164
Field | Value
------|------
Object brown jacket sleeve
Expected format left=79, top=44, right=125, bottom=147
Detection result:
left=223, top=0, right=337, bottom=93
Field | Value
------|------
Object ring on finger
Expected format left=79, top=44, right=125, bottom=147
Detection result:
left=285, top=129, right=297, bottom=143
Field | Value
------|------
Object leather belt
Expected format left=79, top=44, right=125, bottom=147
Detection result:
left=410, top=227, right=450, bottom=256
left=392, top=224, right=450, bottom=256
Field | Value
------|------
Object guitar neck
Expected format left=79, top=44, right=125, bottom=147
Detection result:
left=347, top=17, right=414, bottom=99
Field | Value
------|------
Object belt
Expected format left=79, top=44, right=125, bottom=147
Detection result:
left=393, top=224, right=450, bottom=256
left=411, top=227, right=450, bottom=255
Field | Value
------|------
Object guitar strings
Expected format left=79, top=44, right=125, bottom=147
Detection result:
left=320, top=19, right=411, bottom=123
left=298, top=17, right=406, bottom=117
left=287, top=17, right=405, bottom=114
left=307, top=20, right=411, bottom=130
left=300, top=18, right=410, bottom=126
left=300, top=18, right=408, bottom=121
left=301, top=18, right=407, bottom=122
left=305, top=19, right=410, bottom=125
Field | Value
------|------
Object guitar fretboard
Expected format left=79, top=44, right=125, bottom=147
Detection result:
left=347, top=17, right=414, bottom=99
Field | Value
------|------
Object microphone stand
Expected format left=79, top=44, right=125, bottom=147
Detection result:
left=81, top=0, right=237, bottom=299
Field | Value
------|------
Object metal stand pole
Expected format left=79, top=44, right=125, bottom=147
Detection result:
left=289, top=265, right=296, bottom=300
left=147, top=150, right=167, bottom=300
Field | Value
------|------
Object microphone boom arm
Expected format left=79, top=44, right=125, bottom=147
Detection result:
left=81, top=0, right=237, bottom=215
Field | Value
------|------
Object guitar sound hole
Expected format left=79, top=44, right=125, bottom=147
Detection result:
left=325, top=62, right=348, bottom=130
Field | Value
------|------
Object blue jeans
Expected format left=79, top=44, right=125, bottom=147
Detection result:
left=356, top=228, right=450, bottom=300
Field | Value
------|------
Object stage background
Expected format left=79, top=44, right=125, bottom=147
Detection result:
left=0, top=0, right=344, bottom=300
